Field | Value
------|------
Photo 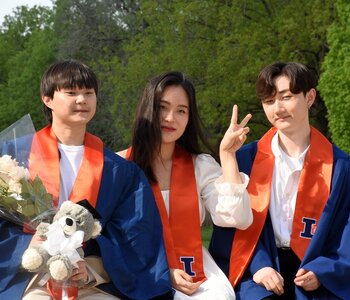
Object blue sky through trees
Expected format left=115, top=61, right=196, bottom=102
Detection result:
left=0, top=0, right=52, bottom=24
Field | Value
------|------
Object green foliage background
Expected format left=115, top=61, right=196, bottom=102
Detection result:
left=0, top=0, right=348, bottom=153
left=318, top=0, right=350, bottom=152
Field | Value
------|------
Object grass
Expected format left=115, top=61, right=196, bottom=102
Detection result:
left=201, top=225, right=213, bottom=249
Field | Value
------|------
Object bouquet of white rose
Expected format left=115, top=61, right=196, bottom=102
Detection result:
left=0, top=115, right=55, bottom=231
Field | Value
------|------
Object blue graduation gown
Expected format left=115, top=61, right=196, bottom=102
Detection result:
left=0, top=148, right=172, bottom=300
left=209, top=141, right=350, bottom=300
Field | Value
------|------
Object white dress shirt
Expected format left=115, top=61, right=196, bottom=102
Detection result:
left=269, top=132, right=309, bottom=248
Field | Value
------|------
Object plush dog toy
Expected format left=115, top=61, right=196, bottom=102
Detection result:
left=22, top=200, right=102, bottom=282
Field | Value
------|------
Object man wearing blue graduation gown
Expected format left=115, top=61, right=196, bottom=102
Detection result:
left=210, top=141, right=350, bottom=299
left=209, top=62, right=350, bottom=299
left=0, top=148, right=172, bottom=300
left=0, top=59, right=172, bottom=300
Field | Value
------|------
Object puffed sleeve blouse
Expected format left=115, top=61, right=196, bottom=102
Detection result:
left=161, top=153, right=253, bottom=230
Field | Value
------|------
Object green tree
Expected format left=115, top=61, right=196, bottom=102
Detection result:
left=0, top=0, right=338, bottom=151
left=318, top=0, right=350, bottom=152
left=53, top=0, right=142, bottom=149
left=0, top=5, right=55, bottom=131
left=108, top=0, right=336, bottom=150
left=0, top=5, right=53, bottom=83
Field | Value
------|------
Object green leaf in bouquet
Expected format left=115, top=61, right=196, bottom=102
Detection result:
left=15, top=199, right=36, bottom=219
left=31, top=176, right=53, bottom=213
left=20, top=176, right=53, bottom=217
left=0, top=195, right=21, bottom=211
left=20, top=182, right=35, bottom=202
left=0, top=195, right=28, bottom=226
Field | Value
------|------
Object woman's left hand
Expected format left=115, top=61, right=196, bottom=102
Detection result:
left=220, top=104, right=252, bottom=154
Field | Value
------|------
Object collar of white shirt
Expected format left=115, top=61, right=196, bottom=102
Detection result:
left=271, top=131, right=309, bottom=172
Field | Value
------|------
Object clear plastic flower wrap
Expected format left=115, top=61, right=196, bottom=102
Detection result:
left=0, top=115, right=55, bottom=231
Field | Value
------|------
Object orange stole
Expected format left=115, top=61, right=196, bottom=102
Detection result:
left=29, top=125, right=104, bottom=300
left=228, top=127, right=333, bottom=287
left=29, top=126, right=104, bottom=207
left=127, top=146, right=206, bottom=282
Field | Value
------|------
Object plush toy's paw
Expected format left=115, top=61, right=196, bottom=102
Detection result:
left=48, top=255, right=73, bottom=282
left=36, top=222, right=50, bottom=239
left=22, top=247, right=48, bottom=272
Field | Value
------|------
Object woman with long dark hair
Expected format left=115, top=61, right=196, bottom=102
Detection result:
left=118, top=71, right=253, bottom=299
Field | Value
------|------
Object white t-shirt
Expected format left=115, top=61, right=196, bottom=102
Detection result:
left=58, top=143, right=84, bottom=206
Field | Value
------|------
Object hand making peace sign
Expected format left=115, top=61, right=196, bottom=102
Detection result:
left=220, top=104, right=252, bottom=154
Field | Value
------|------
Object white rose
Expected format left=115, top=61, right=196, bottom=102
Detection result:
left=9, top=166, right=29, bottom=182
left=0, top=155, right=18, bottom=173
left=0, top=172, right=11, bottom=188
left=8, top=179, right=22, bottom=194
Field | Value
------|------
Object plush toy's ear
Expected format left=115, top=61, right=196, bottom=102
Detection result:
left=91, top=220, right=102, bottom=238
left=60, top=201, right=75, bottom=211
